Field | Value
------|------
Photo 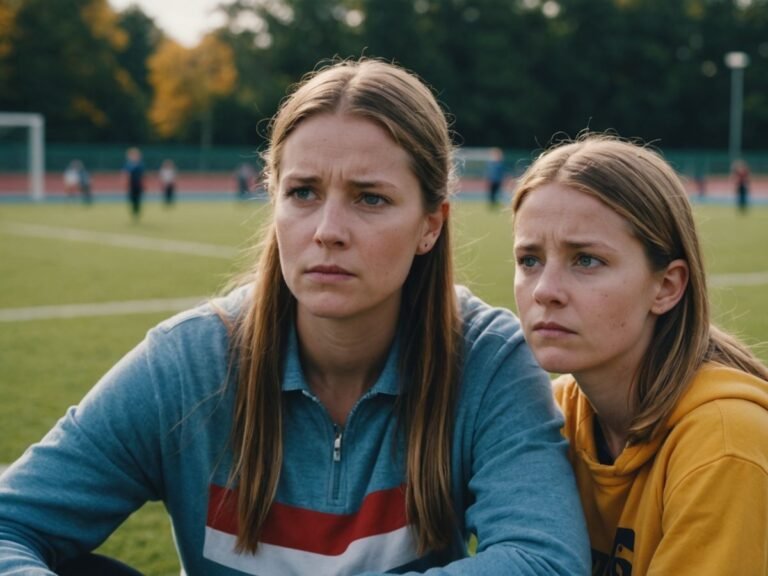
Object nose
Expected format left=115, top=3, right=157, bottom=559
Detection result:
left=531, top=264, right=567, bottom=306
left=313, top=198, right=349, bottom=248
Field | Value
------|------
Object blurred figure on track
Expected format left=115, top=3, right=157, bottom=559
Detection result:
left=160, top=158, right=177, bottom=207
left=75, top=160, right=92, bottom=205
left=235, top=161, right=254, bottom=199
left=123, top=147, right=145, bottom=220
left=731, top=158, right=750, bottom=213
left=485, top=147, right=505, bottom=209
left=64, top=160, right=92, bottom=204
left=63, top=160, right=79, bottom=197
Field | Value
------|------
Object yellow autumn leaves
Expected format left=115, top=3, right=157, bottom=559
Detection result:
left=148, top=35, right=237, bottom=138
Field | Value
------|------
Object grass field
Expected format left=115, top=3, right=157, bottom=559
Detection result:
left=1, top=198, right=767, bottom=573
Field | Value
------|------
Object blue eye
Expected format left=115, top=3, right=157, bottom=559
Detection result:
left=360, top=193, right=386, bottom=206
left=517, top=255, right=539, bottom=268
left=575, top=254, right=601, bottom=268
left=288, top=187, right=315, bottom=201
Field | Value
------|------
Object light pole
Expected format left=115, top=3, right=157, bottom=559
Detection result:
left=724, top=51, right=750, bottom=163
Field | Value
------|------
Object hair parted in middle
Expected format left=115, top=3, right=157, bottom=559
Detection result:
left=512, top=133, right=768, bottom=444
left=227, top=58, right=462, bottom=554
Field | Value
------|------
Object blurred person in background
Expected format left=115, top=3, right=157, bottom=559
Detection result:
left=512, top=133, right=768, bottom=575
left=63, top=160, right=79, bottom=197
left=731, top=158, right=750, bottom=213
left=236, top=161, right=255, bottom=199
left=485, top=147, right=505, bottom=209
left=64, top=159, right=91, bottom=204
left=0, top=58, right=589, bottom=576
left=160, top=158, right=177, bottom=207
left=76, top=160, right=92, bottom=205
left=124, top=147, right=145, bottom=220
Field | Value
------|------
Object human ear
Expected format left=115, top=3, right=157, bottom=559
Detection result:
left=651, top=259, right=689, bottom=315
left=416, top=201, right=449, bottom=255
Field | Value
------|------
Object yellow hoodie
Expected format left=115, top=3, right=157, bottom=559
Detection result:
left=554, top=363, right=768, bottom=575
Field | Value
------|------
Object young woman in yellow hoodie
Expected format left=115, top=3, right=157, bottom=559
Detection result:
left=512, top=133, right=768, bottom=575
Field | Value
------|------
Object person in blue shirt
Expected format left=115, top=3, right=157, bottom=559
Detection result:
left=123, top=146, right=145, bottom=220
left=485, top=147, right=505, bottom=208
left=0, top=58, right=589, bottom=575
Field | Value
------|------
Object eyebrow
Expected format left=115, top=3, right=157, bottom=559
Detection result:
left=564, top=240, right=617, bottom=252
left=514, top=239, right=619, bottom=253
left=282, top=173, right=321, bottom=185
left=282, top=173, right=398, bottom=190
left=348, top=178, right=398, bottom=190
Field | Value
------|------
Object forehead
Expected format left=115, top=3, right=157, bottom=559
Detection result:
left=515, top=183, right=635, bottom=243
left=277, top=113, right=424, bottom=200
left=281, top=114, right=406, bottom=165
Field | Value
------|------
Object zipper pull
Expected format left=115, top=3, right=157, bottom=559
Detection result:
left=333, top=431, right=342, bottom=462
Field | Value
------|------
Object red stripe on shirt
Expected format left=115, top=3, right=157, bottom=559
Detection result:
left=207, top=484, right=409, bottom=556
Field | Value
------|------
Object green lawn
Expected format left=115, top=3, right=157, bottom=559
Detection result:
left=1, top=199, right=766, bottom=573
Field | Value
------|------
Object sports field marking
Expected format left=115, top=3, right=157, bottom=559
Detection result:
left=709, top=271, right=768, bottom=288
left=0, top=297, right=207, bottom=322
left=3, top=222, right=239, bottom=259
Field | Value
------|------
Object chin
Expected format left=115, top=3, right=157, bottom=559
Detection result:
left=302, top=305, right=354, bottom=320
left=295, top=295, right=350, bottom=318
left=531, top=351, right=580, bottom=375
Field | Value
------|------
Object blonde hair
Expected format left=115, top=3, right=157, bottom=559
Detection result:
left=228, top=58, right=461, bottom=553
left=512, top=133, right=768, bottom=444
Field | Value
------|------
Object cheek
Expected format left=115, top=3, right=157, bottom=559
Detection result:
left=376, top=222, right=421, bottom=254
left=273, top=231, right=290, bottom=266
left=273, top=212, right=287, bottom=244
left=513, top=283, right=524, bottom=309
left=274, top=213, right=308, bottom=252
left=379, top=241, right=417, bottom=274
left=596, top=292, right=641, bottom=334
left=513, top=277, right=531, bottom=310
left=273, top=223, right=298, bottom=276
left=368, top=238, right=418, bottom=284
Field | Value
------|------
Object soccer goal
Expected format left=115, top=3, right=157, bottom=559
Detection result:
left=0, top=112, right=45, bottom=201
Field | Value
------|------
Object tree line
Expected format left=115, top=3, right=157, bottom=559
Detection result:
left=1, top=0, right=767, bottom=151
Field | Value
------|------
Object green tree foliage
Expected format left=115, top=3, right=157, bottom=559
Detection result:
left=211, top=0, right=363, bottom=146
left=0, top=0, right=20, bottom=99
left=148, top=35, right=237, bottom=148
left=0, top=0, right=149, bottom=142
left=117, top=6, right=163, bottom=98
left=2, top=0, right=768, bottom=148
left=214, top=0, right=768, bottom=149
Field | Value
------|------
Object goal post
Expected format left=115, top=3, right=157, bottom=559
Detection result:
left=0, top=112, right=45, bottom=201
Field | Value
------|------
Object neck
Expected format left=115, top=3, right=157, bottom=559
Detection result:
left=296, top=308, right=399, bottom=425
left=594, top=415, right=629, bottom=460
left=575, top=370, right=638, bottom=460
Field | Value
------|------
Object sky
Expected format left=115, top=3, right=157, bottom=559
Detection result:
left=108, top=0, right=226, bottom=47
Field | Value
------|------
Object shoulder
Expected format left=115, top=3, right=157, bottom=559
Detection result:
left=452, top=289, right=567, bottom=466
left=454, top=285, right=552, bottom=400
left=146, top=285, right=251, bottom=359
left=455, top=284, right=525, bottom=346
left=111, top=287, right=254, bottom=415
left=666, top=364, right=768, bottom=475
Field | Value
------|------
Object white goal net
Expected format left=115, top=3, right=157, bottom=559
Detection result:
left=0, top=113, right=45, bottom=201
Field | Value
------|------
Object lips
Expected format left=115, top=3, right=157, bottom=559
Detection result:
left=307, top=264, right=353, bottom=275
left=532, top=321, right=576, bottom=335
left=304, top=264, right=355, bottom=284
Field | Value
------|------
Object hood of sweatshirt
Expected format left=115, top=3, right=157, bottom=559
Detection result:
left=554, top=362, right=768, bottom=482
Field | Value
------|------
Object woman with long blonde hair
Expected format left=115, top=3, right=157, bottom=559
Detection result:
left=0, top=59, right=589, bottom=575
left=512, top=133, right=768, bottom=575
